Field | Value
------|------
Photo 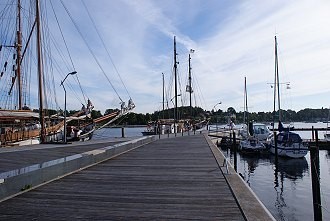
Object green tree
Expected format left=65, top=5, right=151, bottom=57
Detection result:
left=227, top=107, right=236, bottom=115
left=104, top=108, right=120, bottom=115
left=91, top=110, right=102, bottom=119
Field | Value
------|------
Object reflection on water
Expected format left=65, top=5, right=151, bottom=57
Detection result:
left=221, top=147, right=329, bottom=221
left=273, top=157, right=309, bottom=181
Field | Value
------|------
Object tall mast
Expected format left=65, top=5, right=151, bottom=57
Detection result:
left=188, top=53, right=192, bottom=118
left=244, top=76, right=248, bottom=125
left=162, top=72, right=165, bottom=119
left=276, top=37, right=281, bottom=121
left=274, top=36, right=281, bottom=125
left=36, top=0, right=45, bottom=143
left=16, top=0, right=23, bottom=109
left=273, top=36, right=277, bottom=128
left=174, top=36, right=178, bottom=131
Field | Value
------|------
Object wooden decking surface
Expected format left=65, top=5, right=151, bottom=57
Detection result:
left=0, top=135, right=245, bottom=220
left=0, top=139, right=127, bottom=173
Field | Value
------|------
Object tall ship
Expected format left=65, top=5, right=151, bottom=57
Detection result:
left=141, top=36, right=209, bottom=136
left=0, top=0, right=134, bottom=146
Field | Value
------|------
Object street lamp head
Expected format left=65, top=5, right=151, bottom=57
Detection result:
left=61, top=71, right=77, bottom=86
left=213, top=101, right=222, bottom=110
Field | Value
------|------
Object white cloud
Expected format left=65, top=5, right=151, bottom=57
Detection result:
left=191, top=0, right=330, bottom=112
left=3, top=0, right=330, bottom=115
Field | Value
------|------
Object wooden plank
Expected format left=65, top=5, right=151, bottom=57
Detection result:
left=0, top=135, right=245, bottom=220
left=0, top=140, right=123, bottom=173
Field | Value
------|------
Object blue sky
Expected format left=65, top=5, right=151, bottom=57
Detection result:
left=2, top=0, right=330, bottom=114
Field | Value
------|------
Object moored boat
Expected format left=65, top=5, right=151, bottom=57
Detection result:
left=269, top=124, right=308, bottom=158
left=239, top=77, right=267, bottom=153
left=0, top=1, right=135, bottom=146
left=269, top=36, right=308, bottom=158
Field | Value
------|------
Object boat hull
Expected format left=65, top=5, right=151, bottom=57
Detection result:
left=141, top=131, right=156, bottom=136
left=270, top=144, right=308, bottom=158
left=239, top=139, right=267, bottom=153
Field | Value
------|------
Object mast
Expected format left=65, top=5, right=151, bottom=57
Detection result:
left=162, top=72, right=165, bottom=119
left=274, top=36, right=281, bottom=126
left=16, top=0, right=23, bottom=109
left=188, top=53, right=192, bottom=118
left=244, top=76, right=249, bottom=136
left=244, top=76, right=248, bottom=125
left=36, top=0, right=46, bottom=143
left=174, top=36, right=178, bottom=133
left=276, top=38, right=281, bottom=121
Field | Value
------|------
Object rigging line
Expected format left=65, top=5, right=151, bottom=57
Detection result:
left=40, top=6, right=52, bottom=110
left=50, top=0, right=87, bottom=105
left=49, top=33, right=72, bottom=71
left=177, top=68, right=184, bottom=107
left=49, top=0, right=74, bottom=69
left=192, top=73, right=206, bottom=108
left=81, top=0, right=131, bottom=99
left=182, top=63, right=190, bottom=106
left=163, top=73, right=171, bottom=118
left=60, top=0, right=123, bottom=103
left=45, top=35, right=85, bottom=105
left=41, top=5, right=57, bottom=111
left=94, top=113, right=130, bottom=138
left=27, top=48, right=32, bottom=107
left=168, top=66, right=174, bottom=108
left=49, top=55, right=84, bottom=105
left=43, top=35, right=87, bottom=106
left=163, top=75, right=170, bottom=117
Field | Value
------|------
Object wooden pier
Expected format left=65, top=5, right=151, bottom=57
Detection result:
left=0, top=134, right=274, bottom=220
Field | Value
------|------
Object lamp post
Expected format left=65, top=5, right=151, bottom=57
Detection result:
left=60, top=71, right=77, bottom=143
left=213, top=102, right=222, bottom=133
left=171, top=94, right=181, bottom=136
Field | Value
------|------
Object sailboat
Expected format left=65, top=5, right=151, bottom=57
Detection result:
left=269, top=36, right=308, bottom=158
left=141, top=36, right=208, bottom=136
left=239, top=77, right=266, bottom=152
left=141, top=36, right=189, bottom=136
left=0, top=1, right=134, bottom=146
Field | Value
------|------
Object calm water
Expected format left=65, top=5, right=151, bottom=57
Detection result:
left=220, top=122, right=330, bottom=221
left=93, top=123, right=330, bottom=221
left=93, top=127, right=145, bottom=139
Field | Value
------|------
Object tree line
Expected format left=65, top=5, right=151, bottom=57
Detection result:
left=210, top=107, right=330, bottom=124
left=33, top=106, right=330, bottom=125
left=122, top=107, right=330, bottom=125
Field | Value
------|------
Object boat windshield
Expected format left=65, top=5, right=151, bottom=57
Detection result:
left=253, top=125, right=269, bottom=135
left=278, top=132, right=302, bottom=143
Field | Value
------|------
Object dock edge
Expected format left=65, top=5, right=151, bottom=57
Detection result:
left=205, top=134, right=276, bottom=221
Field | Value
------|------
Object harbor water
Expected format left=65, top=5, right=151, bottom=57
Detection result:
left=93, top=126, right=146, bottom=139
left=94, top=123, right=330, bottom=221
left=219, top=122, right=330, bottom=221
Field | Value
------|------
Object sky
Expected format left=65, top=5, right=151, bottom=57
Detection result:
left=2, top=0, right=330, bottom=114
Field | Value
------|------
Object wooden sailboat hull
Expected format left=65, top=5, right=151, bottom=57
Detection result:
left=1, top=127, right=64, bottom=146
